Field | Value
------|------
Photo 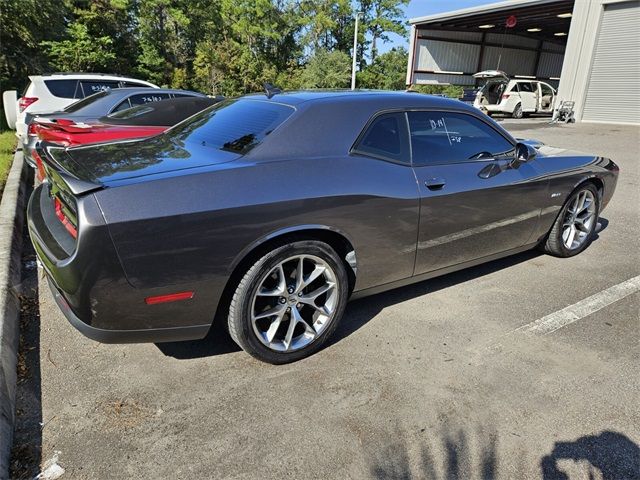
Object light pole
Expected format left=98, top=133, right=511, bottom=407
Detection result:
left=351, top=12, right=363, bottom=90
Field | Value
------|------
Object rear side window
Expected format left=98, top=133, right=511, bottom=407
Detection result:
left=408, top=111, right=514, bottom=165
left=165, top=99, right=294, bottom=154
left=63, top=91, right=109, bottom=112
left=80, top=80, right=119, bottom=97
left=44, top=80, right=80, bottom=99
left=353, top=112, right=409, bottom=164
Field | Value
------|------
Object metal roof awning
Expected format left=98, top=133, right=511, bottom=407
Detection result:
left=410, top=0, right=574, bottom=44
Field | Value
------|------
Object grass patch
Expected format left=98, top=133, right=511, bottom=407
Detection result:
left=0, top=130, right=17, bottom=197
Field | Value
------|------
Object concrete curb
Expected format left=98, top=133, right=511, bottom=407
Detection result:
left=0, top=149, right=27, bottom=478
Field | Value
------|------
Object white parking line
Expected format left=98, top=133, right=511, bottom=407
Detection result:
left=479, top=275, right=640, bottom=356
left=515, top=275, right=640, bottom=335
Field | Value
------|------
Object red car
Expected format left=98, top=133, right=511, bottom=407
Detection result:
left=27, top=96, right=219, bottom=175
left=33, top=119, right=166, bottom=147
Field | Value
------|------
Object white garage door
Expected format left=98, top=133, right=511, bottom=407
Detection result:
left=583, top=1, right=640, bottom=124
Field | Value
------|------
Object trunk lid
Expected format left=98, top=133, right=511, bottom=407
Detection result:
left=473, top=70, right=509, bottom=80
left=60, top=134, right=241, bottom=185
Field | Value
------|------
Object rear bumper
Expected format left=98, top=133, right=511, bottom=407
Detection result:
left=47, top=277, right=209, bottom=343
left=483, top=104, right=510, bottom=113
left=29, top=182, right=215, bottom=343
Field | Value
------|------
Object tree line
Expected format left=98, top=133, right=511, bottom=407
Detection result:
left=0, top=0, right=413, bottom=96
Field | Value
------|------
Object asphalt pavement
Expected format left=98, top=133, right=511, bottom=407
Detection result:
left=12, top=120, right=640, bottom=479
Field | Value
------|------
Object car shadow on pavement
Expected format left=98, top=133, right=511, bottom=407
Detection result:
left=157, top=218, right=609, bottom=361
left=156, top=319, right=241, bottom=359
left=331, top=217, right=609, bottom=350
left=156, top=250, right=543, bottom=361
left=329, top=249, right=542, bottom=350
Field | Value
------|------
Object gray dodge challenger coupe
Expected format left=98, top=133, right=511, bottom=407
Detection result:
left=28, top=90, right=619, bottom=363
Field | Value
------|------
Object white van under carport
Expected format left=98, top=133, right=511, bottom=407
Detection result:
left=473, top=70, right=557, bottom=119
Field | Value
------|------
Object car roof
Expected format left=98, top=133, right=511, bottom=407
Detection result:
left=29, top=74, right=159, bottom=88
left=33, top=89, right=207, bottom=120
left=103, top=87, right=205, bottom=95
left=242, top=89, right=472, bottom=109
left=240, top=89, right=515, bottom=160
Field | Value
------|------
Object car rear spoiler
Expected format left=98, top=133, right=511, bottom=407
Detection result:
left=36, top=141, right=103, bottom=196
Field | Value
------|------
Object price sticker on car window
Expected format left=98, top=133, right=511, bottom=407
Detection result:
left=430, top=117, right=460, bottom=146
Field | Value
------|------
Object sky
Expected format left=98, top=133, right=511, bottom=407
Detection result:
left=380, top=0, right=495, bottom=53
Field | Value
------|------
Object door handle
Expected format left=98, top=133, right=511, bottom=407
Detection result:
left=425, top=177, right=446, bottom=190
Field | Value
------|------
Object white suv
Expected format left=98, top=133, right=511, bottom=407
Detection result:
left=472, top=70, right=556, bottom=119
left=3, top=73, right=158, bottom=139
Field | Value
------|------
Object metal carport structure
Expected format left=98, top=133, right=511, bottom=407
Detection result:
left=405, top=0, right=573, bottom=88
left=406, top=0, right=640, bottom=125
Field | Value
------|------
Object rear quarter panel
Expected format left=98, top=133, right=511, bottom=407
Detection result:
left=94, top=156, right=420, bottom=306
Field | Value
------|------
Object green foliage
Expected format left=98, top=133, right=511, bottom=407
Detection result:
left=0, top=131, right=16, bottom=197
left=1, top=0, right=468, bottom=102
left=411, top=84, right=465, bottom=98
left=298, top=49, right=351, bottom=89
left=357, top=47, right=407, bottom=90
left=41, top=23, right=116, bottom=72
left=0, top=0, right=68, bottom=90
left=357, top=0, right=410, bottom=61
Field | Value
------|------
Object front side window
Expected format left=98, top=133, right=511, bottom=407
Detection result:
left=408, top=111, right=514, bottom=166
left=517, top=82, right=534, bottom=93
left=353, top=112, right=409, bottom=164
left=540, top=83, right=554, bottom=96
left=165, top=99, right=294, bottom=154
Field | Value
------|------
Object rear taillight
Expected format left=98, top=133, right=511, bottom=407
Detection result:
left=27, top=123, right=37, bottom=136
left=54, top=197, right=77, bottom=239
left=501, top=94, right=510, bottom=101
left=18, top=96, right=39, bottom=113
left=32, top=150, right=46, bottom=182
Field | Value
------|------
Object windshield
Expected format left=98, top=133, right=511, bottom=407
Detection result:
left=164, top=99, right=294, bottom=154
left=63, top=91, right=109, bottom=113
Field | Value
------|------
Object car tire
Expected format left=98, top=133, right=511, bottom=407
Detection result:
left=227, top=240, right=349, bottom=364
left=543, top=183, right=600, bottom=258
left=512, top=103, right=523, bottom=119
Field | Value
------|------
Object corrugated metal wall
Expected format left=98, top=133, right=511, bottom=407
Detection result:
left=480, top=46, right=537, bottom=74
left=412, top=29, right=565, bottom=86
left=485, top=32, right=539, bottom=48
left=582, top=1, right=640, bottom=124
left=415, top=39, right=480, bottom=72
left=537, top=52, right=564, bottom=78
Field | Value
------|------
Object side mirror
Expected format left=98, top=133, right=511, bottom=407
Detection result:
left=515, top=142, right=537, bottom=163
